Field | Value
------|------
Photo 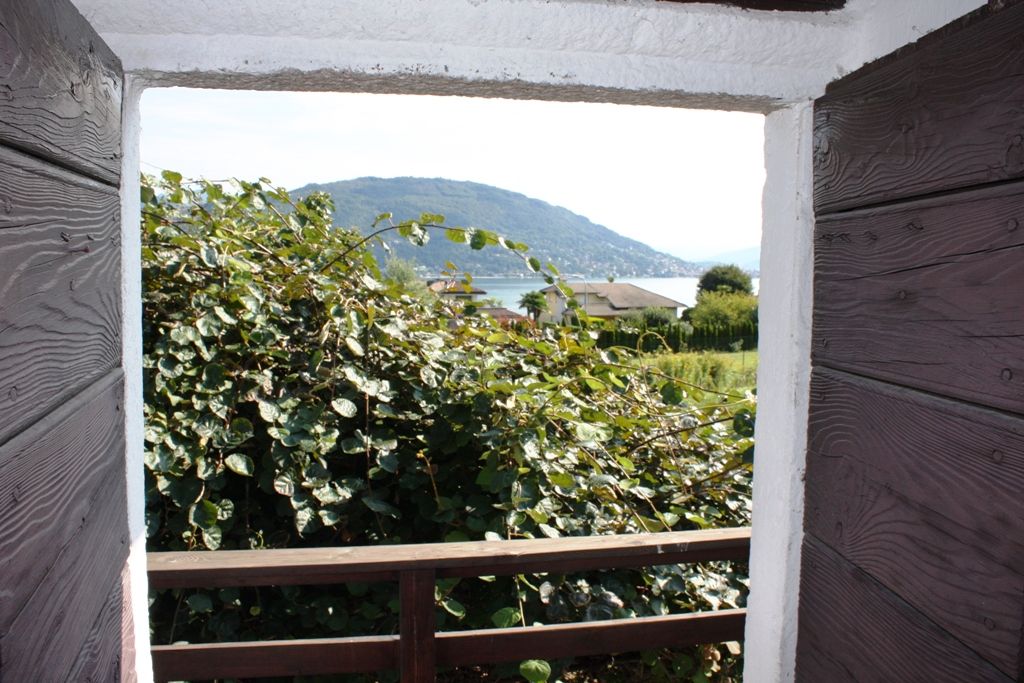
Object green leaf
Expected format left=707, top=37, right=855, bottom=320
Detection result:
left=362, top=496, right=400, bottom=518
left=225, top=453, right=254, bottom=476
left=201, top=245, right=219, bottom=267
left=257, top=398, right=282, bottom=423
left=273, top=474, right=295, bottom=496
left=491, top=606, right=520, bottom=628
left=469, top=230, right=488, bottom=250
left=661, top=383, right=685, bottom=405
left=202, top=525, right=223, bottom=550
left=519, top=659, right=552, bottom=683
left=548, top=472, right=574, bottom=489
left=202, top=363, right=227, bottom=388
left=331, top=397, right=358, bottom=418
left=189, top=500, right=220, bottom=528
left=228, top=418, right=254, bottom=443
left=733, top=409, right=756, bottom=437
left=441, top=598, right=466, bottom=619
left=445, top=228, right=467, bottom=244
left=186, top=593, right=213, bottom=613
left=345, top=336, right=365, bottom=357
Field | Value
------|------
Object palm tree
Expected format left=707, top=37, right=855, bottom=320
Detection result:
left=518, top=290, right=548, bottom=323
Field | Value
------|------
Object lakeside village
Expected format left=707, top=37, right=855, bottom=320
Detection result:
left=423, top=265, right=758, bottom=358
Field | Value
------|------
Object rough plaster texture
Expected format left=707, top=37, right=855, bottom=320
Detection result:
left=72, top=0, right=856, bottom=110
left=844, top=0, right=986, bottom=73
left=745, top=102, right=814, bottom=683
left=78, top=1, right=988, bottom=680
left=120, top=77, right=154, bottom=683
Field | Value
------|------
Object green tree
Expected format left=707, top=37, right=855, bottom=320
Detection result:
left=384, top=256, right=429, bottom=299
left=518, top=290, right=549, bottom=322
left=697, top=264, right=753, bottom=296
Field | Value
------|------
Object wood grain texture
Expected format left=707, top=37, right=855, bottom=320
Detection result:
left=796, top=535, right=1013, bottom=683
left=814, top=2, right=1024, bottom=213
left=400, top=569, right=436, bottom=683
left=434, top=609, right=747, bottom=667
left=148, top=526, right=751, bottom=588
left=1, top=465, right=127, bottom=682
left=64, top=575, right=124, bottom=683
left=807, top=369, right=1024, bottom=568
left=0, top=372, right=124, bottom=634
left=813, top=183, right=1024, bottom=414
left=120, top=564, right=137, bottom=683
left=0, top=0, right=122, bottom=184
left=151, top=610, right=745, bottom=681
left=806, top=370, right=1023, bottom=676
left=152, top=636, right=398, bottom=681
left=0, top=145, right=121, bottom=447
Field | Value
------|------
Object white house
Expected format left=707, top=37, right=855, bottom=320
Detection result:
left=539, top=282, right=684, bottom=323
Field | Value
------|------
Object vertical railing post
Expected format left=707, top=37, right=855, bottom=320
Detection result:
left=400, top=568, right=437, bottom=682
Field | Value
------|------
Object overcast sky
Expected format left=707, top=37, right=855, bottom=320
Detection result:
left=140, top=88, right=765, bottom=261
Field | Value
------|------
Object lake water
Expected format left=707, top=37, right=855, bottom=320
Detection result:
left=474, top=276, right=760, bottom=313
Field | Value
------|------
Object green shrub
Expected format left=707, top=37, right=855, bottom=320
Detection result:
left=688, top=291, right=758, bottom=329
left=141, top=172, right=753, bottom=681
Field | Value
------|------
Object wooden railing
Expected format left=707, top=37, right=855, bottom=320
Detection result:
left=148, top=527, right=751, bottom=682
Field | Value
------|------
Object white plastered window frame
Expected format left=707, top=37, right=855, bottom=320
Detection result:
left=96, top=1, right=986, bottom=680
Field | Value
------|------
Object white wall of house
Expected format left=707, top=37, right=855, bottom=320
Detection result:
left=69, top=0, right=985, bottom=679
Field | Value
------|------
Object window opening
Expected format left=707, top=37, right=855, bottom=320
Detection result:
left=140, top=87, right=764, bottom=681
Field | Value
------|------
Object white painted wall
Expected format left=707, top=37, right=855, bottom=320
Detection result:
left=74, top=0, right=855, bottom=110
left=119, top=77, right=154, bottom=683
left=69, top=1, right=986, bottom=680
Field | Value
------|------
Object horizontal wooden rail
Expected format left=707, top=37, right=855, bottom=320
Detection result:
left=148, top=527, right=751, bottom=682
left=152, top=610, right=747, bottom=681
left=148, top=527, right=751, bottom=588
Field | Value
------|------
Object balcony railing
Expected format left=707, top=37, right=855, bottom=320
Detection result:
left=148, top=526, right=751, bottom=682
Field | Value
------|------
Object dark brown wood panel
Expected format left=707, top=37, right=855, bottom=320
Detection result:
left=152, top=636, right=398, bottom=681
left=0, top=372, right=124, bottom=634
left=435, top=609, right=746, bottom=667
left=64, top=575, right=124, bottom=683
left=807, top=369, right=1024, bottom=567
left=148, top=526, right=751, bottom=588
left=813, top=183, right=1024, bottom=414
left=0, top=1, right=122, bottom=184
left=796, top=535, right=1013, bottom=683
left=400, top=569, right=436, bottom=683
left=814, top=2, right=1024, bottom=214
left=0, top=441, right=127, bottom=681
left=0, top=145, right=122, bottom=446
left=806, top=370, right=1024, bottom=676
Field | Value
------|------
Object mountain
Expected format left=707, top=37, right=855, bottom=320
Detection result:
left=292, top=177, right=703, bottom=277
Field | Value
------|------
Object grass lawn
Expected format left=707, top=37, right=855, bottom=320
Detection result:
left=645, top=349, right=759, bottom=394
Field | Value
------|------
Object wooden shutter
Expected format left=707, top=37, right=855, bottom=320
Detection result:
left=800, top=3, right=1024, bottom=680
left=0, top=1, right=129, bottom=680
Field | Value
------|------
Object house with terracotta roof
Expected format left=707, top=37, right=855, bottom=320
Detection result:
left=539, top=282, right=684, bottom=323
left=475, top=306, right=529, bottom=326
